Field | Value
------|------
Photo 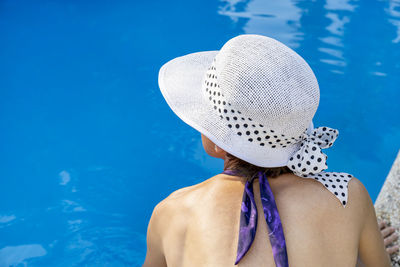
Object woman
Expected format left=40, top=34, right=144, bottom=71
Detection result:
left=144, top=34, right=395, bottom=266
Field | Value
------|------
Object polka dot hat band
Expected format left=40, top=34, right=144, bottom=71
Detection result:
left=158, top=34, right=354, bottom=207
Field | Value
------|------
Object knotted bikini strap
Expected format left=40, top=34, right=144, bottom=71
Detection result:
left=222, top=170, right=289, bottom=266
left=259, top=172, right=288, bottom=266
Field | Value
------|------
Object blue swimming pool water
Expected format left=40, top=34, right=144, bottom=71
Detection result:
left=1, top=0, right=399, bottom=266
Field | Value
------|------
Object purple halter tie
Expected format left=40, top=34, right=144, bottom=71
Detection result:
left=222, top=169, right=289, bottom=266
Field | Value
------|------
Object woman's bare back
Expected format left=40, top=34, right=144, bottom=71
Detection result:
left=144, top=173, right=390, bottom=267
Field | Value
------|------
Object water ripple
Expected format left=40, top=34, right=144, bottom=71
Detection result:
left=0, top=244, right=47, bottom=267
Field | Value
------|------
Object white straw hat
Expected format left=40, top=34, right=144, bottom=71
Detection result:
left=159, top=34, right=321, bottom=166
left=159, top=34, right=354, bottom=206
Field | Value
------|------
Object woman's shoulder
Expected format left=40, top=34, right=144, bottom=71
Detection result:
left=280, top=173, right=370, bottom=213
left=276, top=174, right=371, bottom=246
left=308, top=174, right=372, bottom=224
left=346, top=176, right=372, bottom=214
left=148, top=176, right=222, bottom=240
left=152, top=175, right=220, bottom=216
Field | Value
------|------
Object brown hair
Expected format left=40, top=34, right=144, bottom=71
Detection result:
left=224, top=152, right=292, bottom=180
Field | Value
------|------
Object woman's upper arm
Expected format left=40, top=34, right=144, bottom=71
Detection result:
left=353, top=178, right=391, bottom=267
left=143, top=203, right=168, bottom=267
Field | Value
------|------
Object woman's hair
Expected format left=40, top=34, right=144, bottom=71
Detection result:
left=224, top=152, right=292, bottom=180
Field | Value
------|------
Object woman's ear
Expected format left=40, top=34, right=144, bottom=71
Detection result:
left=201, top=134, right=226, bottom=159
left=214, top=144, right=225, bottom=157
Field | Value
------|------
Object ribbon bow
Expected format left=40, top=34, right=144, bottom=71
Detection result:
left=223, top=169, right=288, bottom=266
left=287, top=127, right=339, bottom=177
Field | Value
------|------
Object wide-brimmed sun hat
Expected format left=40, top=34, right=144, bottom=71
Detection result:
left=158, top=34, right=353, bottom=206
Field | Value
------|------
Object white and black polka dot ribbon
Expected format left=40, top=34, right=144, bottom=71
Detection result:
left=287, top=126, right=354, bottom=207
left=300, top=172, right=353, bottom=206
left=288, top=126, right=338, bottom=175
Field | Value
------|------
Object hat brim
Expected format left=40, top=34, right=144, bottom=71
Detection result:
left=158, top=51, right=303, bottom=167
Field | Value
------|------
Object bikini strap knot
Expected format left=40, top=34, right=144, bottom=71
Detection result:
left=222, top=169, right=289, bottom=266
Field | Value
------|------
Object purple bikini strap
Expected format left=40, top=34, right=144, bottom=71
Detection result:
left=222, top=169, right=289, bottom=266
